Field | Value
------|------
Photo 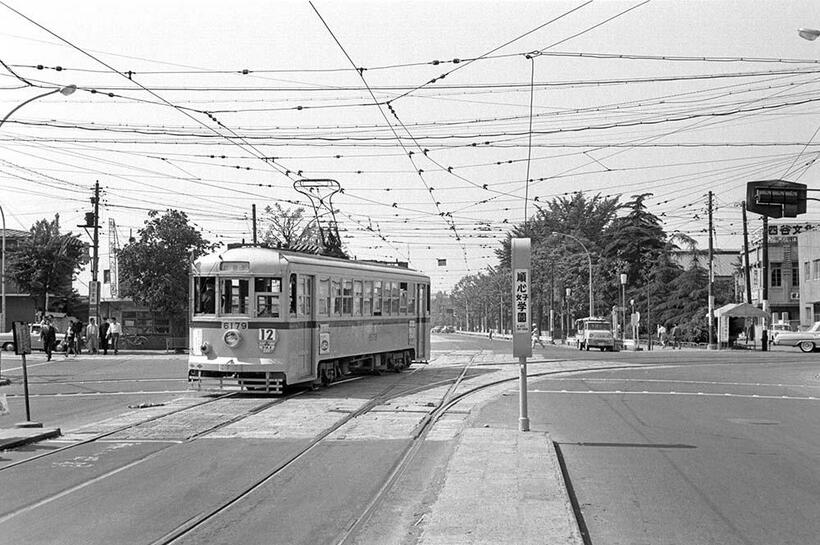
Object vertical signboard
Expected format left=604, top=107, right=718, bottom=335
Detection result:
left=512, top=238, right=532, bottom=358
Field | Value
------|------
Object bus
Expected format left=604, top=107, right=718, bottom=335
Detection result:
left=574, top=317, right=616, bottom=351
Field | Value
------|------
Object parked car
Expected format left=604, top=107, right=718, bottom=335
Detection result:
left=441, top=326, right=455, bottom=333
left=772, top=321, right=820, bottom=352
left=769, top=322, right=794, bottom=344
left=431, top=326, right=443, bottom=333
left=0, top=323, right=66, bottom=352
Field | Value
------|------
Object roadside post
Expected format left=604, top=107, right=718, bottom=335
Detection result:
left=12, top=321, right=40, bottom=428
left=511, top=238, right=531, bottom=432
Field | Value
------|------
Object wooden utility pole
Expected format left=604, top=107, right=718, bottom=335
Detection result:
left=708, top=191, right=715, bottom=349
left=742, top=201, right=752, bottom=304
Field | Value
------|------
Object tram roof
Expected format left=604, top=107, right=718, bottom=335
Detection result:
left=193, top=245, right=429, bottom=280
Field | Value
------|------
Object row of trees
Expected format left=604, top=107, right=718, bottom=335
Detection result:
left=450, top=192, right=734, bottom=343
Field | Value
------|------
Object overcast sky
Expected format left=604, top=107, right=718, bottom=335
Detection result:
left=2, top=0, right=820, bottom=293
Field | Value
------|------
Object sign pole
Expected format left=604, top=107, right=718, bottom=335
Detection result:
left=511, top=238, right=531, bottom=432
left=12, top=321, right=40, bottom=427
left=21, top=352, right=30, bottom=422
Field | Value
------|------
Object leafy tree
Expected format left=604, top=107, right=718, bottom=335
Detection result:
left=259, top=203, right=321, bottom=250
left=602, top=193, right=666, bottom=288
left=118, top=210, right=217, bottom=337
left=7, top=214, right=88, bottom=314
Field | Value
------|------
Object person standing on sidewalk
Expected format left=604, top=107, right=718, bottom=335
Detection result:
left=107, top=317, right=121, bottom=354
left=40, top=315, right=57, bottom=361
left=99, top=317, right=110, bottom=355
left=86, top=318, right=99, bottom=355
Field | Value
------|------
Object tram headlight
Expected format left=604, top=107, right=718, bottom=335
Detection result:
left=200, top=341, right=211, bottom=354
left=223, top=329, right=242, bottom=348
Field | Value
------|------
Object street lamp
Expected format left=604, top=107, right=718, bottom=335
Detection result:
left=0, top=84, right=77, bottom=334
left=552, top=231, right=594, bottom=318
left=799, top=28, right=820, bottom=41
left=620, top=273, right=627, bottom=345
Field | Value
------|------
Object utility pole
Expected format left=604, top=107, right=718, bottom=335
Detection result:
left=707, top=191, right=715, bottom=349
left=92, top=181, right=101, bottom=321
left=252, top=204, right=257, bottom=245
left=762, top=216, right=769, bottom=350
left=742, top=201, right=752, bottom=304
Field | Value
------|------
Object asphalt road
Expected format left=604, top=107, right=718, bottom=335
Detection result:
left=474, top=341, right=820, bottom=545
left=3, top=337, right=818, bottom=544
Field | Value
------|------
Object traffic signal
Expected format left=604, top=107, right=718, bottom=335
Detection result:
left=746, top=180, right=807, bottom=218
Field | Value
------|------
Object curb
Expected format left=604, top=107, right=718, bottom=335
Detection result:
left=0, top=428, right=61, bottom=450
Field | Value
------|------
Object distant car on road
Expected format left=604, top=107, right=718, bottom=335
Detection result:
left=431, top=326, right=443, bottom=333
left=773, top=321, right=820, bottom=352
left=0, top=323, right=66, bottom=352
left=441, top=326, right=455, bottom=333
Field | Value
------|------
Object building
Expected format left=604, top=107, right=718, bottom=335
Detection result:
left=744, top=222, right=804, bottom=328
left=797, top=227, right=820, bottom=326
left=1, top=228, right=39, bottom=331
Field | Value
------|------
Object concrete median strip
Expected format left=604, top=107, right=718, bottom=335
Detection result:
left=417, top=427, right=583, bottom=545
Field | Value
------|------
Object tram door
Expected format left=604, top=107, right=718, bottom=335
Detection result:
left=416, top=283, right=428, bottom=360
left=294, top=274, right=314, bottom=379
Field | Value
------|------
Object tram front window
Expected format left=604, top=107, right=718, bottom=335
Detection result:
left=221, top=278, right=249, bottom=315
left=255, top=277, right=282, bottom=318
left=194, top=277, right=216, bottom=314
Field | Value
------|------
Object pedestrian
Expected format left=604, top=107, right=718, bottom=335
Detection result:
left=488, top=329, right=493, bottom=340
left=86, top=318, right=99, bottom=355
left=64, top=326, right=74, bottom=358
left=71, top=319, right=84, bottom=355
left=40, top=315, right=57, bottom=361
left=671, top=324, right=680, bottom=349
left=658, top=325, right=668, bottom=348
left=531, top=323, right=546, bottom=349
left=100, top=317, right=110, bottom=355
left=107, top=317, right=121, bottom=354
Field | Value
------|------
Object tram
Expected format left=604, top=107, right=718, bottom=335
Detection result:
left=187, top=244, right=431, bottom=393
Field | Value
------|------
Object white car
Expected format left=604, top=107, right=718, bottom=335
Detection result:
left=0, top=323, right=66, bottom=352
left=773, top=321, right=820, bottom=352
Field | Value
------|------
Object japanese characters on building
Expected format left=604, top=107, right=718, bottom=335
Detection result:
left=752, top=223, right=818, bottom=244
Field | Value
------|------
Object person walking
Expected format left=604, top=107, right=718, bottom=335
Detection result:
left=531, top=323, right=546, bottom=349
left=40, top=315, right=57, bottom=361
left=99, top=317, right=110, bottom=355
left=71, top=319, right=84, bottom=356
left=107, top=317, right=121, bottom=354
left=86, top=318, right=99, bottom=355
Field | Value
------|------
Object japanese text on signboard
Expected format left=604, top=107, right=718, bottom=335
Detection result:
left=514, top=268, right=529, bottom=333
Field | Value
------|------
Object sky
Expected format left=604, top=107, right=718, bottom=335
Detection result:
left=2, top=0, right=820, bottom=294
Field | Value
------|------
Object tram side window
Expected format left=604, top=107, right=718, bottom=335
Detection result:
left=221, top=278, right=249, bottom=315
left=391, top=281, right=400, bottom=315
left=353, top=280, right=363, bottom=316
left=194, top=277, right=216, bottom=314
left=363, top=280, right=373, bottom=315
left=407, top=282, right=416, bottom=314
left=289, top=274, right=297, bottom=316
left=332, top=279, right=342, bottom=316
left=318, top=278, right=330, bottom=316
left=342, top=279, right=353, bottom=315
left=298, top=276, right=312, bottom=317
left=399, top=282, right=408, bottom=314
left=254, top=277, right=281, bottom=318
left=373, top=281, right=382, bottom=316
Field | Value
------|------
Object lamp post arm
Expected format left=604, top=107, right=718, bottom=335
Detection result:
left=0, top=89, right=59, bottom=129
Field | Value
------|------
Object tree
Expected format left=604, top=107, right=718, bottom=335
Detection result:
left=118, top=210, right=216, bottom=337
left=259, top=203, right=321, bottom=250
left=7, top=214, right=88, bottom=314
